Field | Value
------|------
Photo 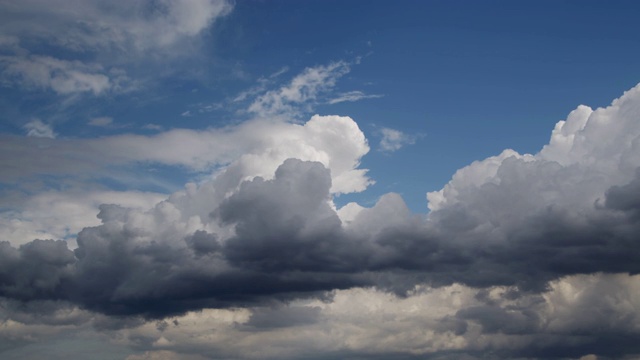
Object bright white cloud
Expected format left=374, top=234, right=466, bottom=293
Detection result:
left=427, top=83, right=640, bottom=213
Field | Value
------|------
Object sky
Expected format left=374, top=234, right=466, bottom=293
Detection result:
left=1, top=0, right=640, bottom=359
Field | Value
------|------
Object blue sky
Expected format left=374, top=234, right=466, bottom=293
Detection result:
left=3, top=0, right=639, bottom=212
left=2, top=1, right=640, bottom=359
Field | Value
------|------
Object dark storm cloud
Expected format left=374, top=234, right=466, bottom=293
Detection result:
left=605, top=168, right=640, bottom=217
left=0, top=239, right=75, bottom=300
left=2, top=156, right=640, bottom=322
left=218, top=159, right=347, bottom=271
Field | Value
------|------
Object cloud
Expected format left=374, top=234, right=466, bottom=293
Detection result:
left=1, top=55, right=116, bottom=95
left=247, top=61, right=351, bottom=118
left=0, top=0, right=232, bottom=56
left=23, top=119, right=55, bottom=138
left=328, top=90, right=383, bottom=104
left=2, top=82, right=640, bottom=358
left=87, top=116, right=113, bottom=127
left=379, top=127, right=418, bottom=152
left=0, top=0, right=233, bottom=96
left=0, top=189, right=166, bottom=247
left=23, top=274, right=627, bottom=359
left=0, top=114, right=372, bottom=194
left=1, top=84, right=640, bottom=303
left=126, top=351, right=208, bottom=360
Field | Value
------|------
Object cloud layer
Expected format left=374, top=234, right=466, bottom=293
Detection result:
left=2, top=76, right=640, bottom=358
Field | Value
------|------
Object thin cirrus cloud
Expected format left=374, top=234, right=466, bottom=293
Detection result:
left=247, top=61, right=352, bottom=118
left=328, top=90, right=384, bottom=104
left=1, top=83, right=640, bottom=358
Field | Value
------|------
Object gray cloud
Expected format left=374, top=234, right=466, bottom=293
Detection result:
left=2, top=84, right=640, bottom=359
left=1, top=155, right=640, bottom=320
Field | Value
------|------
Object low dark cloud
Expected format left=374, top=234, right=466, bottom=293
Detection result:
left=1, top=156, right=640, bottom=323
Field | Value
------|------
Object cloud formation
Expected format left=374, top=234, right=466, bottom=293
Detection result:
left=2, top=80, right=640, bottom=358
left=0, top=0, right=232, bottom=96
left=0, top=114, right=371, bottom=193
left=379, top=127, right=419, bottom=152
left=23, top=119, right=55, bottom=138
left=328, top=90, right=383, bottom=104
left=248, top=61, right=351, bottom=118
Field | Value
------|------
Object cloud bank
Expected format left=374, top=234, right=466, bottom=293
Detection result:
left=2, top=80, right=640, bottom=358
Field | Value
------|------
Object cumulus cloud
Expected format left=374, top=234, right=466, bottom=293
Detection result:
left=2, top=83, right=640, bottom=358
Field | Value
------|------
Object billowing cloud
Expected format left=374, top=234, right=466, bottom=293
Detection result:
left=2, top=83, right=640, bottom=358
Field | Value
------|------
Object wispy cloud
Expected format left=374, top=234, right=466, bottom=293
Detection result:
left=24, top=119, right=56, bottom=138
left=0, top=0, right=233, bottom=97
left=88, top=117, right=113, bottom=127
left=379, top=127, right=419, bottom=152
left=1, top=56, right=115, bottom=96
left=247, top=61, right=351, bottom=118
left=328, top=90, right=383, bottom=104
